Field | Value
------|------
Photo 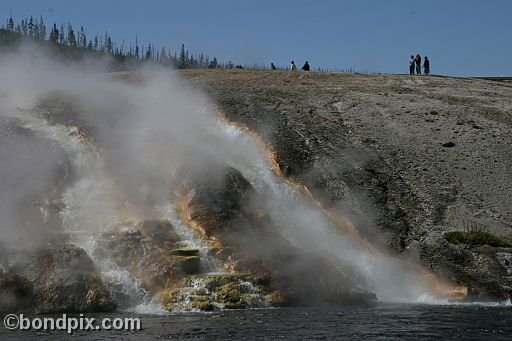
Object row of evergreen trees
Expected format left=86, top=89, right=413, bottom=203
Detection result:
left=2, top=15, right=356, bottom=72
left=2, top=15, right=220, bottom=69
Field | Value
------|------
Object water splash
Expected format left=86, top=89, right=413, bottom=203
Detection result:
left=415, top=293, right=512, bottom=307
left=79, top=233, right=150, bottom=308
left=166, top=274, right=271, bottom=312
left=126, top=302, right=171, bottom=315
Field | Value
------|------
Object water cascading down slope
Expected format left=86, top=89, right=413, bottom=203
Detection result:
left=0, top=56, right=464, bottom=312
left=15, top=109, right=278, bottom=312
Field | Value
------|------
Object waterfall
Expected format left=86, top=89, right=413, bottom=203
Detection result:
left=155, top=202, right=224, bottom=274
left=16, top=107, right=436, bottom=305
left=15, top=110, right=269, bottom=312
left=16, top=111, right=150, bottom=308
left=202, top=116, right=436, bottom=302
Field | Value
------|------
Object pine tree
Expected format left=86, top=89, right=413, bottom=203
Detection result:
left=21, top=19, right=27, bottom=35
left=179, top=43, right=186, bottom=68
left=34, top=21, right=40, bottom=39
left=79, top=26, right=86, bottom=48
left=160, top=46, right=167, bottom=63
left=67, top=24, right=77, bottom=47
left=145, top=44, right=152, bottom=60
left=59, top=24, right=65, bottom=44
left=39, top=16, right=46, bottom=40
left=134, top=35, right=139, bottom=60
left=106, top=36, right=112, bottom=53
left=119, top=40, right=125, bottom=56
left=49, top=23, right=59, bottom=44
left=7, top=16, right=14, bottom=31
left=103, top=31, right=108, bottom=52
left=28, top=16, right=34, bottom=36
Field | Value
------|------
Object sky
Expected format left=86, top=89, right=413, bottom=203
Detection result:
left=1, top=0, right=511, bottom=76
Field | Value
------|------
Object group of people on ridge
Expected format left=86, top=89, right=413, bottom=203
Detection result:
left=270, top=61, right=310, bottom=71
left=290, top=60, right=310, bottom=71
left=410, top=54, right=430, bottom=75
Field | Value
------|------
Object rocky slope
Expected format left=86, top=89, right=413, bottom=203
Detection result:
left=183, top=70, right=512, bottom=299
left=1, top=93, right=376, bottom=312
left=2, top=69, right=511, bottom=313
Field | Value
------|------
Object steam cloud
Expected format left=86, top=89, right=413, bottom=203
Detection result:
left=0, top=43, right=434, bottom=302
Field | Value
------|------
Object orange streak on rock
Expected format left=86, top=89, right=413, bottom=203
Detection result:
left=175, top=192, right=224, bottom=253
left=213, top=109, right=466, bottom=299
left=213, top=110, right=373, bottom=251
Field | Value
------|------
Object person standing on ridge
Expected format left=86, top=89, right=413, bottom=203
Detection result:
left=423, top=56, right=430, bottom=75
left=302, top=61, right=310, bottom=71
left=290, top=60, right=297, bottom=71
left=409, top=55, right=415, bottom=75
left=415, top=54, right=422, bottom=75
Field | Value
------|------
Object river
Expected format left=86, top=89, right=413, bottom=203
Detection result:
left=1, top=303, right=511, bottom=340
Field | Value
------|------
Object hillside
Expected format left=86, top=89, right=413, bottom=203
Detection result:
left=2, top=66, right=512, bottom=314
left=183, top=69, right=512, bottom=299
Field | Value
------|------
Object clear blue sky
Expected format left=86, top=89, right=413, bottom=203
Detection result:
left=1, top=0, right=511, bottom=76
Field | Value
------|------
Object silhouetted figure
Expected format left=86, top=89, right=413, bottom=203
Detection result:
left=409, top=55, right=415, bottom=75
left=415, top=54, right=422, bottom=75
left=302, top=61, right=310, bottom=71
left=271, top=62, right=277, bottom=70
left=423, top=56, right=430, bottom=75
left=290, top=60, right=297, bottom=71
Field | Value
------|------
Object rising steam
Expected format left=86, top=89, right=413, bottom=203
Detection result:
left=0, top=43, right=439, bottom=303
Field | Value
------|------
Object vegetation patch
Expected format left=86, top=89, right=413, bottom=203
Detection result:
left=445, top=231, right=512, bottom=247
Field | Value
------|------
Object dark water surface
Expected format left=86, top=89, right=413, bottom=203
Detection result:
left=1, top=303, right=511, bottom=340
